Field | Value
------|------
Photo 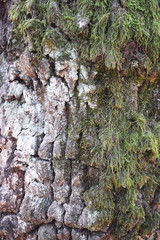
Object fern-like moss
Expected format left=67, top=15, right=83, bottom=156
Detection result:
left=79, top=66, right=160, bottom=239
left=9, top=0, right=160, bottom=69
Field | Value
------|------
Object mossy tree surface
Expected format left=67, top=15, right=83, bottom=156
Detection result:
left=10, top=0, right=160, bottom=68
left=10, top=0, right=160, bottom=239
left=79, top=67, right=160, bottom=239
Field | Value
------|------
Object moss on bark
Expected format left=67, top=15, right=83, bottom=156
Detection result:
left=9, top=0, right=160, bottom=69
left=79, top=66, right=160, bottom=239
left=9, top=0, right=160, bottom=239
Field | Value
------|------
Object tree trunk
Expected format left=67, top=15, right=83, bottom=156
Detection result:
left=0, top=0, right=160, bottom=239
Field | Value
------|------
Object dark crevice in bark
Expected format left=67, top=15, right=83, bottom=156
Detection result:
left=66, top=160, right=72, bottom=204
left=60, top=75, right=70, bottom=92
left=50, top=158, right=55, bottom=201
left=65, top=101, right=70, bottom=127
left=49, top=59, right=56, bottom=76
left=73, top=68, right=80, bottom=95
left=14, top=76, right=34, bottom=90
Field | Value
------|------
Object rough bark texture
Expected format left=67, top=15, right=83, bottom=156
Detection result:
left=0, top=0, right=160, bottom=240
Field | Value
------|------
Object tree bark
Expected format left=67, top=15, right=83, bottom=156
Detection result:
left=0, top=1, right=160, bottom=240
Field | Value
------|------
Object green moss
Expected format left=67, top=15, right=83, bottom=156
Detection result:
left=9, top=1, right=27, bottom=22
left=78, top=67, right=160, bottom=239
left=83, top=186, right=115, bottom=231
left=42, top=27, right=69, bottom=53
left=21, top=19, right=45, bottom=53
left=10, top=0, right=160, bottom=69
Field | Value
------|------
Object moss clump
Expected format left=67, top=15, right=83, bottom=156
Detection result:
left=79, top=66, right=160, bottom=239
left=10, top=0, right=47, bottom=55
left=10, top=0, right=160, bottom=69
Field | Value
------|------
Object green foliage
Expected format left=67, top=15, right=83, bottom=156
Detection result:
left=10, top=0, right=160, bottom=68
